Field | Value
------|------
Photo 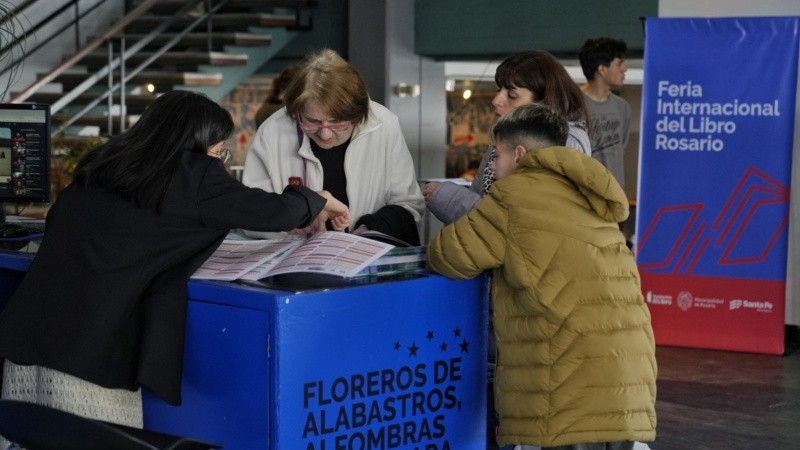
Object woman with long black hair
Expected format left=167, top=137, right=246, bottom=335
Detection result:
left=0, top=90, right=349, bottom=431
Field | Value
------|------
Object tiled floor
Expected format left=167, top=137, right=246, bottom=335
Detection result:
left=653, top=342, right=800, bottom=449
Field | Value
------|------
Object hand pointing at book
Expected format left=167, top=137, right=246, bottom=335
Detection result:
left=311, top=190, right=350, bottom=233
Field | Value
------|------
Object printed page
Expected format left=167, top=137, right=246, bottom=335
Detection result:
left=266, top=231, right=395, bottom=278
left=238, top=239, right=306, bottom=281
left=192, top=238, right=303, bottom=281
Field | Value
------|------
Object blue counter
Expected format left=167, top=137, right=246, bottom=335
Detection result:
left=0, top=247, right=489, bottom=449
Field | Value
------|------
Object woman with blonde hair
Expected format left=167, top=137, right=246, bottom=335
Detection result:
left=243, top=49, right=424, bottom=245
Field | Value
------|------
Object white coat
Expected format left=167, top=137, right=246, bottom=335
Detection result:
left=243, top=101, right=424, bottom=231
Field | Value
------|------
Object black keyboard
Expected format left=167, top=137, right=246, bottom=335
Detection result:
left=7, top=221, right=46, bottom=234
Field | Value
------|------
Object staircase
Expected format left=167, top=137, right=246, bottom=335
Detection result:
left=11, top=0, right=315, bottom=137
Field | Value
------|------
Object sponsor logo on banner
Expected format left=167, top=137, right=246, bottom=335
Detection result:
left=730, top=298, right=774, bottom=313
left=692, top=296, right=725, bottom=309
left=648, top=289, right=764, bottom=312
left=677, top=291, right=693, bottom=311
left=645, top=291, right=673, bottom=306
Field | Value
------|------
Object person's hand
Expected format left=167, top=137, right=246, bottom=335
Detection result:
left=329, top=215, right=350, bottom=232
left=352, top=224, right=368, bottom=235
left=307, top=190, right=350, bottom=235
left=422, top=181, right=441, bottom=206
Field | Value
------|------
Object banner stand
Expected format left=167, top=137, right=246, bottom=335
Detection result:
left=637, top=17, right=799, bottom=355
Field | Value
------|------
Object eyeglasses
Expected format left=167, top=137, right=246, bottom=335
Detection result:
left=296, top=114, right=354, bottom=133
left=210, top=148, right=231, bottom=164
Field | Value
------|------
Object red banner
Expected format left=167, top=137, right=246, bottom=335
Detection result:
left=642, top=273, right=785, bottom=354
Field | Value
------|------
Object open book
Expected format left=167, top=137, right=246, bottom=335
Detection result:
left=192, top=231, right=424, bottom=283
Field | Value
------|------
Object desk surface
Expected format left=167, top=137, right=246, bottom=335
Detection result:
left=0, top=246, right=490, bottom=449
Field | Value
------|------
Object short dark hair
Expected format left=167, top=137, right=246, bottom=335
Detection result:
left=579, top=37, right=628, bottom=81
left=492, top=103, right=569, bottom=151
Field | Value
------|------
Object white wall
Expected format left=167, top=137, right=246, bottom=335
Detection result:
left=659, top=0, right=800, bottom=327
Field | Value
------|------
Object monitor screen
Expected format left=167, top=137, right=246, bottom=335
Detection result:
left=0, top=103, right=51, bottom=205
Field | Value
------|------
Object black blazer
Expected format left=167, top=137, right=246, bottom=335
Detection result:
left=0, top=152, right=325, bottom=405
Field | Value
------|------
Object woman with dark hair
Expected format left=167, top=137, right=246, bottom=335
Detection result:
left=243, top=49, right=424, bottom=245
left=494, top=50, right=590, bottom=145
left=423, top=50, right=591, bottom=225
left=254, top=63, right=299, bottom=128
left=0, top=90, right=349, bottom=430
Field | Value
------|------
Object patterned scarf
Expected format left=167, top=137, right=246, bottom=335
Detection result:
left=482, top=147, right=497, bottom=195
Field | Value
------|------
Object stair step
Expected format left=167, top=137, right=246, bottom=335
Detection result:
left=46, top=71, right=223, bottom=91
left=33, top=0, right=318, bottom=137
left=81, top=51, right=248, bottom=71
left=121, top=32, right=272, bottom=50
left=25, top=92, right=158, bottom=111
left=132, top=0, right=315, bottom=15
left=124, top=13, right=296, bottom=33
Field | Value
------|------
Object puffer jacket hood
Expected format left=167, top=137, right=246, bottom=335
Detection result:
left=520, top=146, right=629, bottom=223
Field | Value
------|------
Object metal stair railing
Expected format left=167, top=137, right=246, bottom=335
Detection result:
left=9, top=0, right=161, bottom=106
left=0, top=0, right=113, bottom=82
left=50, top=0, right=231, bottom=136
left=8, top=0, right=232, bottom=136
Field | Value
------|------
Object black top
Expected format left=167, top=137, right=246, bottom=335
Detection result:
left=310, top=138, right=349, bottom=206
left=310, top=139, right=420, bottom=245
left=0, top=152, right=325, bottom=405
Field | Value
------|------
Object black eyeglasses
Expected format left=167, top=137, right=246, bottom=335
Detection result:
left=210, top=148, right=231, bottom=164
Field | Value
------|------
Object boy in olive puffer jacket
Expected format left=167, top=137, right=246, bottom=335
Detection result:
left=428, top=103, right=656, bottom=450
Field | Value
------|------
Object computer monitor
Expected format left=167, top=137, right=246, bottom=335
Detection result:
left=0, top=103, right=51, bottom=223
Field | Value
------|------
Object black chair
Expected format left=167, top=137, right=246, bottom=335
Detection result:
left=0, top=400, right=221, bottom=450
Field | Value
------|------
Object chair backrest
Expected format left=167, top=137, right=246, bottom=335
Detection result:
left=0, top=399, right=221, bottom=450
